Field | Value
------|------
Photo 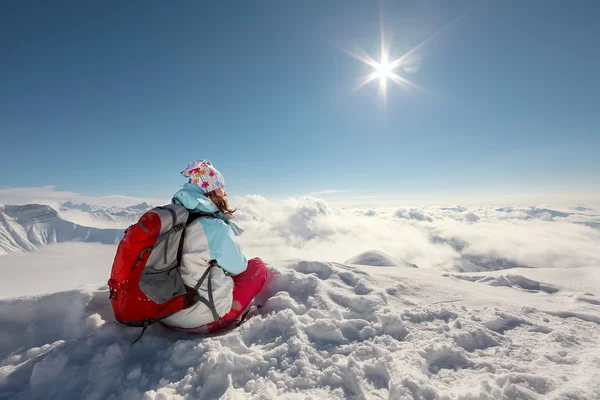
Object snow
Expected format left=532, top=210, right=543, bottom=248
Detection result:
left=345, top=250, right=418, bottom=269
left=0, top=204, right=124, bottom=255
left=345, top=250, right=399, bottom=267
left=1, top=201, right=600, bottom=399
left=1, top=258, right=600, bottom=399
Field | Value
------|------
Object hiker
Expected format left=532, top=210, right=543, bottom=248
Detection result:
left=161, top=159, right=268, bottom=333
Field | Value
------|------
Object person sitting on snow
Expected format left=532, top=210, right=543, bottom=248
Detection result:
left=162, top=159, right=268, bottom=333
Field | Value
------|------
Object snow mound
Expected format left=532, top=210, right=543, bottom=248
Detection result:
left=345, top=250, right=400, bottom=267
left=1, top=261, right=600, bottom=399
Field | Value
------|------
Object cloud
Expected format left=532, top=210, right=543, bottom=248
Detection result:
left=0, top=186, right=167, bottom=209
left=395, top=208, right=434, bottom=222
left=464, top=212, right=480, bottom=223
left=57, top=209, right=133, bottom=229
left=231, top=196, right=600, bottom=271
left=234, top=198, right=459, bottom=269
left=0, top=242, right=116, bottom=297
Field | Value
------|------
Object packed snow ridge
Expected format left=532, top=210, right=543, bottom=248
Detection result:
left=1, top=259, right=599, bottom=399
left=0, top=204, right=124, bottom=256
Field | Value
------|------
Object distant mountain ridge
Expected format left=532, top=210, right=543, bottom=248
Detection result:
left=495, top=206, right=572, bottom=221
left=0, top=204, right=124, bottom=256
left=59, top=201, right=152, bottom=225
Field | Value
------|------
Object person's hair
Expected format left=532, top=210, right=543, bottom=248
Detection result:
left=205, top=191, right=236, bottom=219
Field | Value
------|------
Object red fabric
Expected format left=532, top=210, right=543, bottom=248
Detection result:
left=170, top=257, right=268, bottom=333
left=205, top=257, right=268, bottom=332
left=109, top=211, right=187, bottom=325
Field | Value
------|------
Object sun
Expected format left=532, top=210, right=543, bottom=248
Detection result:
left=340, top=5, right=466, bottom=103
left=342, top=44, right=427, bottom=104
left=375, top=59, right=393, bottom=80
left=340, top=0, right=478, bottom=104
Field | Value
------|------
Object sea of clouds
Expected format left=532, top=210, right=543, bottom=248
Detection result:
left=230, top=195, right=600, bottom=271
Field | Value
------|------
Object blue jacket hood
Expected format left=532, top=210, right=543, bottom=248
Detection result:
left=172, top=183, right=247, bottom=275
left=173, top=183, right=227, bottom=221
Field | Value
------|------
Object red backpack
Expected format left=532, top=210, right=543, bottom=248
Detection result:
left=108, top=204, right=219, bottom=341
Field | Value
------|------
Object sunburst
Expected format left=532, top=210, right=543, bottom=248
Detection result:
left=343, top=2, right=476, bottom=104
left=343, top=43, right=426, bottom=106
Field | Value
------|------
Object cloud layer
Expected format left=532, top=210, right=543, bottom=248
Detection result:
left=231, top=196, right=600, bottom=271
left=0, top=243, right=116, bottom=297
left=2, top=186, right=599, bottom=273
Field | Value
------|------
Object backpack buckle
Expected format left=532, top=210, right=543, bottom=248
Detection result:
left=173, top=223, right=185, bottom=232
left=124, top=225, right=133, bottom=235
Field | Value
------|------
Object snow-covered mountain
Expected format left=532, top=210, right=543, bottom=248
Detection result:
left=0, top=204, right=124, bottom=256
left=59, top=201, right=152, bottom=226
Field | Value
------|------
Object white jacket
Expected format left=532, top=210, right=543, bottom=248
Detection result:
left=162, top=219, right=234, bottom=329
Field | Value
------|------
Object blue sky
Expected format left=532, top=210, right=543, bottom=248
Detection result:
left=1, top=0, right=599, bottom=205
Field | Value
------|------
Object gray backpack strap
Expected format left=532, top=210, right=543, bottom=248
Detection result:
left=170, top=205, right=224, bottom=325
left=137, top=205, right=189, bottom=304
left=193, top=260, right=222, bottom=325
left=174, top=211, right=217, bottom=271
left=193, top=262, right=214, bottom=291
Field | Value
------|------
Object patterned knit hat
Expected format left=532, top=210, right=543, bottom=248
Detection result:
left=180, top=159, right=225, bottom=194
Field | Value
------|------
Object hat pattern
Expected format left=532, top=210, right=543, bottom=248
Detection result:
left=181, top=159, right=225, bottom=194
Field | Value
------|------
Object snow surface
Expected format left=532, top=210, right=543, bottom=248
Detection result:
left=1, top=201, right=600, bottom=399
left=1, top=258, right=600, bottom=399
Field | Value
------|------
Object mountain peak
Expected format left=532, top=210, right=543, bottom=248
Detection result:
left=0, top=203, right=124, bottom=254
left=129, top=202, right=151, bottom=211
left=60, top=202, right=96, bottom=212
left=3, top=204, right=59, bottom=223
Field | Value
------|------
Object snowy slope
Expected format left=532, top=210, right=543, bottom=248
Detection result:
left=1, top=259, right=599, bottom=399
left=0, top=204, right=124, bottom=256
